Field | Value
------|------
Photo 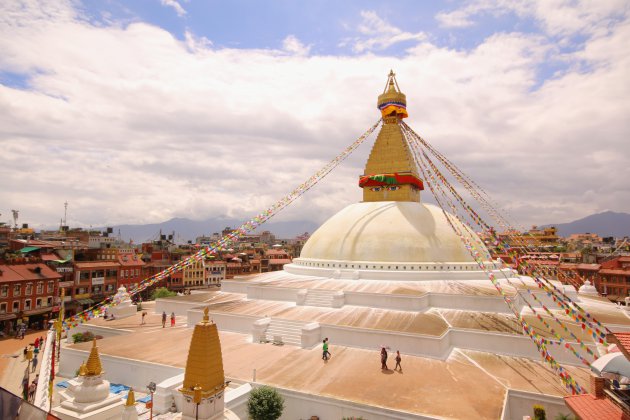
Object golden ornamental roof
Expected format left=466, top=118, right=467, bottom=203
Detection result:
left=180, top=307, right=226, bottom=397
left=79, top=362, right=87, bottom=376
left=125, top=388, right=136, bottom=406
left=377, top=70, right=408, bottom=119
left=84, top=339, right=103, bottom=376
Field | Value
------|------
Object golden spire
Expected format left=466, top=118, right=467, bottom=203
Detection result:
left=360, top=72, right=423, bottom=203
left=85, top=339, right=103, bottom=376
left=179, top=306, right=225, bottom=397
left=125, top=388, right=136, bottom=406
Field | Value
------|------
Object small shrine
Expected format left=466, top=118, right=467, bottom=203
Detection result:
left=178, top=307, right=230, bottom=420
left=109, top=286, right=137, bottom=319
left=53, top=339, right=124, bottom=420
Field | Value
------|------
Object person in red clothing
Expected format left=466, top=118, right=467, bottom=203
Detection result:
left=170, top=312, right=175, bottom=327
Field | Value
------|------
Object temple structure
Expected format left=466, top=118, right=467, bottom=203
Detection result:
left=53, top=339, right=124, bottom=420
left=60, top=73, right=630, bottom=420
left=178, top=307, right=229, bottom=420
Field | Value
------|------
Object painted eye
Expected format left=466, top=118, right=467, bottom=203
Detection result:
left=387, top=186, right=400, bottom=191
left=370, top=187, right=382, bottom=192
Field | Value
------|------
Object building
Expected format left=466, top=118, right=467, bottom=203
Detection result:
left=0, top=262, right=61, bottom=333
left=73, top=261, right=120, bottom=309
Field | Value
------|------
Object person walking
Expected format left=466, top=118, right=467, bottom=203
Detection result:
left=28, top=381, right=36, bottom=402
left=324, top=337, right=331, bottom=359
left=162, top=311, right=167, bottom=328
left=170, top=312, right=175, bottom=327
left=23, top=346, right=28, bottom=360
left=31, top=355, right=38, bottom=373
left=141, top=311, right=147, bottom=325
left=322, top=339, right=329, bottom=361
left=380, top=347, right=388, bottom=370
left=395, top=350, right=402, bottom=371
left=34, top=337, right=40, bottom=350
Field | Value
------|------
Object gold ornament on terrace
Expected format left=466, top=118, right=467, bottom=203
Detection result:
left=125, top=388, right=136, bottom=406
left=179, top=306, right=226, bottom=398
left=82, top=339, right=103, bottom=376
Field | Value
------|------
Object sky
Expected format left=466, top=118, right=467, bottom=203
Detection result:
left=0, top=0, right=629, bottom=233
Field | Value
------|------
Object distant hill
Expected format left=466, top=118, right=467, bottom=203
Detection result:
left=542, top=211, right=630, bottom=237
left=107, top=217, right=320, bottom=244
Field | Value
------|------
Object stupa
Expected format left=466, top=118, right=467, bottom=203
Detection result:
left=53, top=339, right=124, bottom=420
left=62, top=72, right=630, bottom=420
left=178, top=307, right=230, bottom=420
left=108, top=286, right=137, bottom=319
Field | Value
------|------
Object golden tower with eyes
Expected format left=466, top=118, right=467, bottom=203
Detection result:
left=360, top=70, right=424, bottom=202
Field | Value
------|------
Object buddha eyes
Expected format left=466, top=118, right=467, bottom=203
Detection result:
left=370, top=186, right=400, bottom=192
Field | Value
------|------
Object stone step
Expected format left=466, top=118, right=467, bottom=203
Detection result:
left=264, top=318, right=305, bottom=347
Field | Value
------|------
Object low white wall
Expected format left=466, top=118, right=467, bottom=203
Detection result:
left=155, top=298, right=210, bottom=316
left=187, top=308, right=259, bottom=334
left=246, top=286, right=299, bottom=302
left=220, top=280, right=249, bottom=294
left=319, top=324, right=450, bottom=359
left=59, top=347, right=183, bottom=390
left=265, top=383, right=438, bottom=420
left=34, top=329, right=56, bottom=411
left=430, top=293, right=514, bottom=313
left=345, top=291, right=429, bottom=311
left=502, top=389, right=568, bottom=420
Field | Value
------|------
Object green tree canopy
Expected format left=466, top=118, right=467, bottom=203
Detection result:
left=247, top=386, right=285, bottom=420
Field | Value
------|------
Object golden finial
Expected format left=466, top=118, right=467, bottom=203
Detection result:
left=85, top=338, right=103, bottom=376
left=202, top=306, right=210, bottom=324
left=79, top=362, right=87, bottom=376
left=125, top=388, right=136, bottom=406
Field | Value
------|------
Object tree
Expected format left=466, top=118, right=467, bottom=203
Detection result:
left=247, top=386, right=285, bottom=420
left=150, top=287, right=177, bottom=300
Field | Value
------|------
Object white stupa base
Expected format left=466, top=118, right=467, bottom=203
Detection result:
left=109, top=303, right=137, bottom=319
left=180, top=393, right=226, bottom=420
left=52, top=393, right=124, bottom=420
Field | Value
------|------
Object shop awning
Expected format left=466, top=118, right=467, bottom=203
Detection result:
left=0, top=313, right=17, bottom=321
left=75, top=299, right=94, bottom=306
left=23, top=307, right=53, bottom=316
left=18, top=246, right=40, bottom=254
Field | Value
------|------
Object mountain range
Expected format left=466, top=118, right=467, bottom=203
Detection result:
left=109, top=217, right=320, bottom=244
left=541, top=211, right=630, bottom=237
left=103, top=210, right=629, bottom=244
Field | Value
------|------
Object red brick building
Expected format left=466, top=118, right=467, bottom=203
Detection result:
left=73, top=261, right=120, bottom=310
left=0, top=262, right=61, bottom=334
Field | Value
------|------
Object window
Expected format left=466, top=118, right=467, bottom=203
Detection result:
left=106, top=284, right=115, bottom=292
left=48, top=281, right=54, bottom=293
left=80, top=271, right=90, bottom=281
left=93, top=286, right=102, bottom=294
left=14, top=284, right=21, bottom=296
left=24, top=300, right=31, bottom=310
left=25, top=283, right=32, bottom=295
left=36, top=282, right=43, bottom=294
left=12, top=301, right=19, bottom=312
left=36, top=298, right=42, bottom=308
left=47, top=297, right=53, bottom=307
left=1, top=285, right=8, bottom=297
left=0, top=303, right=6, bottom=313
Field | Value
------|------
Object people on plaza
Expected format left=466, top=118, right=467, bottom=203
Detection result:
left=324, top=337, right=331, bottom=359
left=28, top=381, right=36, bottom=401
left=322, top=339, right=329, bottom=361
left=23, top=346, right=28, bottom=360
left=395, top=350, right=402, bottom=371
left=381, top=347, right=389, bottom=370
left=31, top=355, right=38, bottom=373
left=141, top=311, right=147, bottom=325
left=170, top=312, right=175, bottom=327
left=162, top=311, right=167, bottom=328
left=34, top=337, right=40, bottom=349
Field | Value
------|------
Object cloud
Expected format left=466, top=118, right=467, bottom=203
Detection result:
left=342, top=10, right=426, bottom=53
left=282, top=35, right=311, bottom=56
left=436, top=0, right=629, bottom=37
left=0, top=1, right=628, bottom=233
left=160, top=0, right=186, bottom=17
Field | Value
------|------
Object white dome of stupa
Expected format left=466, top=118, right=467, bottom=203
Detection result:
left=299, top=201, right=485, bottom=263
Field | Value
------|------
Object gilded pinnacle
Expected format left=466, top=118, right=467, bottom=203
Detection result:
left=125, top=388, right=136, bottom=406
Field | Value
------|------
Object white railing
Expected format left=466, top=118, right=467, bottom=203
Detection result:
left=33, top=329, right=56, bottom=411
